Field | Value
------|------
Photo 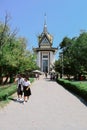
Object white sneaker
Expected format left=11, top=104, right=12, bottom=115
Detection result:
left=17, top=98, right=20, bottom=101
left=20, top=98, right=23, bottom=101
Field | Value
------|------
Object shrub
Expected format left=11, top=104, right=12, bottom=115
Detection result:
left=57, top=79, right=87, bottom=101
left=0, top=85, right=17, bottom=101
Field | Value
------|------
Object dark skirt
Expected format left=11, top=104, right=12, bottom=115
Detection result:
left=17, top=84, right=23, bottom=95
left=24, top=86, right=31, bottom=96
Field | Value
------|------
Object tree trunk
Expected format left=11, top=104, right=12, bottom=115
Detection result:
left=3, top=75, right=9, bottom=84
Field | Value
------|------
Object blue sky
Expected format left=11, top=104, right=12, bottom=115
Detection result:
left=0, top=0, right=87, bottom=59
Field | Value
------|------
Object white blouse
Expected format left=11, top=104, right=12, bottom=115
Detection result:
left=23, top=80, right=31, bottom=87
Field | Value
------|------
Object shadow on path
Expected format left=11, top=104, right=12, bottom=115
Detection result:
left=8, top=97, right=17, bottom=102
left=8, top=97, right=23, bottom=104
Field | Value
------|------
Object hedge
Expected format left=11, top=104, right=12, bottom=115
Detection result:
left=57, top=79, right=87, bottom=101
left=0, top=84, right=17, bottom=100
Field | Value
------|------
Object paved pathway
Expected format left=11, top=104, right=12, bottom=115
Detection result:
left=0, top=76, right=87, bottom=130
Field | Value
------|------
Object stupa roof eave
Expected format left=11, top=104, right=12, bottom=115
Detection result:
left=33, top=47, right=58, bottom=52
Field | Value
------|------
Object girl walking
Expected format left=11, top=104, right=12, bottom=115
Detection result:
left=23, top=76, right=31, bottom=103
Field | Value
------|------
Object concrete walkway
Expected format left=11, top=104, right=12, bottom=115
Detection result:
left=0, top=76, right=87, bottom=130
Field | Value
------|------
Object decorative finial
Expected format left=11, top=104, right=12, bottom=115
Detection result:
left=44, top=13, right=46, bottom=25
left=43, top=13, right=47, bottom=33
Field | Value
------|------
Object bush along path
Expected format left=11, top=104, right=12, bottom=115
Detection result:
left=0, top=84, right=17, bottom=101
left=57, top=78, right=87, bottom=102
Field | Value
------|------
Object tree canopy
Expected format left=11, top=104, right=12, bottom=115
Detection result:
left=0, top=14, right=38, bottom=84
left=54, top=32, right=87, bottom=79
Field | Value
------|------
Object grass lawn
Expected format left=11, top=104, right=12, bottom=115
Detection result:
left=71, top=81, right=87, bottom=91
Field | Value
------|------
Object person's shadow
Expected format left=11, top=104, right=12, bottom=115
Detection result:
left=8, top=97, right=23, bottom=103
left=8, top=97, right=17, bottom=102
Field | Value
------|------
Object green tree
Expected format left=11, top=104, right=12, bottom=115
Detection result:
left=0, top=14, right=17, bottom=83
left=55, top=32, right=87, bottom=79
left=70, top=32, right=87, bottom=75
left=0, top=14, right=38, bottom=84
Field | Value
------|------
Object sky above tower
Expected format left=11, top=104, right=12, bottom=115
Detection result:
left=0, top=0, right=87, bottom=59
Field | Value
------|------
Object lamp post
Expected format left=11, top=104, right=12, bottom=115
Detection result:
left=59, top=52, right=64, bottom=78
